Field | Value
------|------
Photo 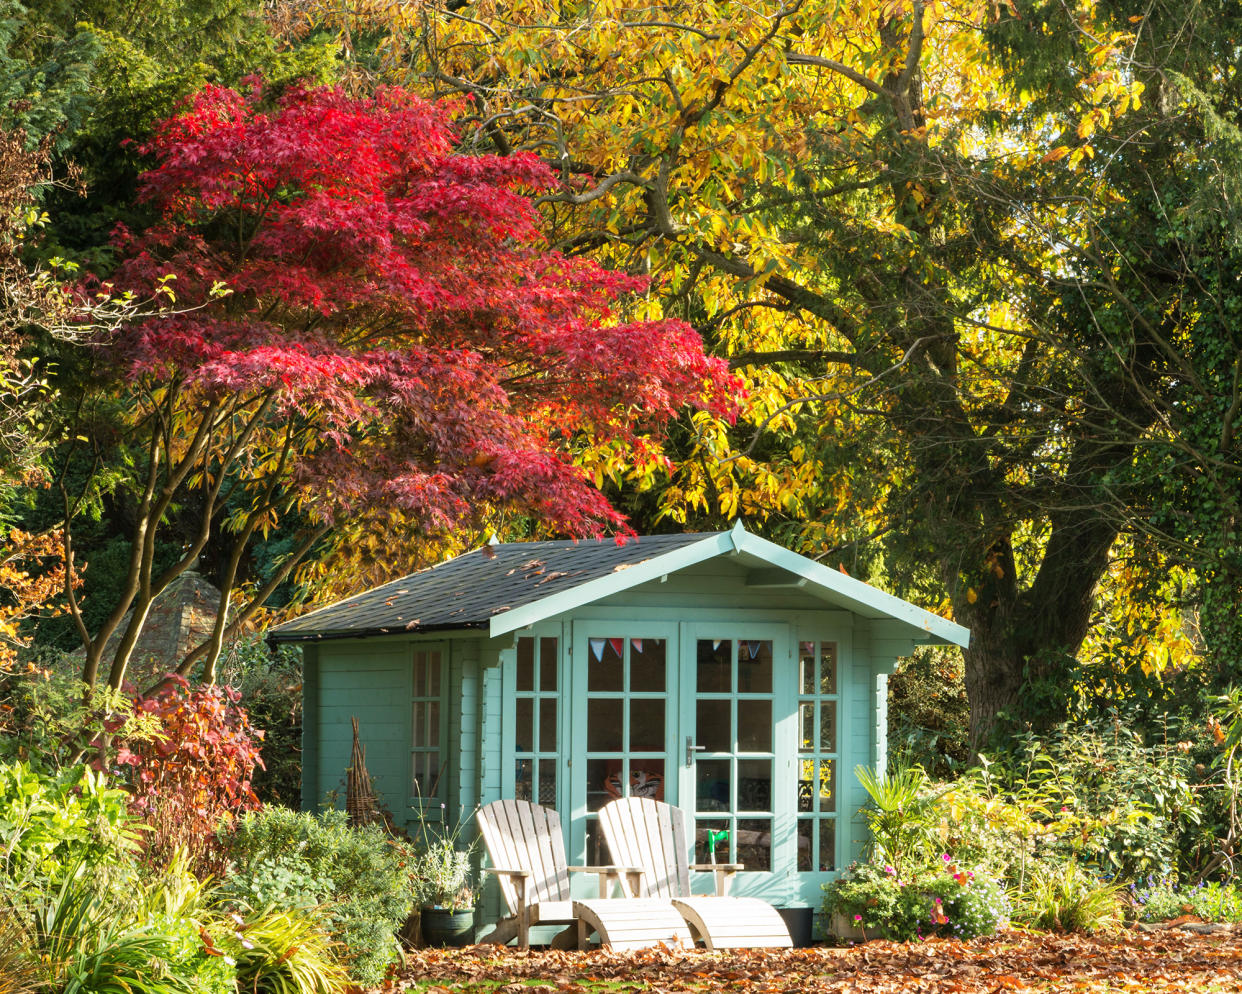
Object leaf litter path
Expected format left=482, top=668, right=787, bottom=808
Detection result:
left=398, top=930, right=1242, bottom=994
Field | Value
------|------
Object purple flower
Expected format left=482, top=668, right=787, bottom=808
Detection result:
left=941, top=853, right=952, bottom=863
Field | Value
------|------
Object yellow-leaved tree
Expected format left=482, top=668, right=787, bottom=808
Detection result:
left=285, top=0, right=1236, bottom=749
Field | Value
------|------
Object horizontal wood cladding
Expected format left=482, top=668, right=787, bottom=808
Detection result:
left=310, top=642, right=411, bottom=818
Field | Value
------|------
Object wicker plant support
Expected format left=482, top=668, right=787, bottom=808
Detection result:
left=346, top=715, right=384, bottom=828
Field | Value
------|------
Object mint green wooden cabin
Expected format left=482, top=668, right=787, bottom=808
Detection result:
left=270, top=523, right=968, bottom=941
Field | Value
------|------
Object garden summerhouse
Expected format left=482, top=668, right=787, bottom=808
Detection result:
left=269, top=523, right=969, bottom=939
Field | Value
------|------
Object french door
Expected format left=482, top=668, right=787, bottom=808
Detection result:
left=569, top=620, right=793, bottom=881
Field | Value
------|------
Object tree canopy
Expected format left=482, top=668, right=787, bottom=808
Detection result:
left=55, top=82, right=738, bottom=690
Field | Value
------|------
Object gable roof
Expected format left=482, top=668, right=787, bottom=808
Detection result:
left=269, top=523, right=969, bottom=647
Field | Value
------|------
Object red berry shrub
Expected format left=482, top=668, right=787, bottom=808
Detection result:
left=118, top=675, right=264, bottom=873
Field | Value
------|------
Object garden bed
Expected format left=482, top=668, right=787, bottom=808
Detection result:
left=397, top=930, right=1242, bottom=993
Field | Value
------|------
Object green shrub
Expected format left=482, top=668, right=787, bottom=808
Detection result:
left=0, top=761, right=138, bottom=889
left=1013, top=859, right=1123, bottom=933
left=822, top=860, right=1008, bottom=941
left=1135, top=879, right=1242, bottom=923
left=987, top=717, right=1199, bottom=884
left=222, top=807, right=411, bottom=986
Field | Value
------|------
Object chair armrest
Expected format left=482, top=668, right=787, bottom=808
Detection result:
left=690, top=863, right=743, bottom=873
left=567, top=864, right=644, bottom=898
left=566, top=865, right=641, bottom=875
left=481, top=867, right=530, bottom=878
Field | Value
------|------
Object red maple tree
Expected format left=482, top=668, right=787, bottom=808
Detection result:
left=68, top=82, right=739, bottom=689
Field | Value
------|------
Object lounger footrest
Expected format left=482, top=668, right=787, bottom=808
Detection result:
left=573, top=898, right=694, bottom=951
left=671, top=897, right=793, bottom=950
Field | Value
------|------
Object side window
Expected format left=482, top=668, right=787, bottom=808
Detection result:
left=411, top=647, right=443, bottom=800
left=797, top=640, right=838, bottom=871
left=514, top=635, right=559, bottom=807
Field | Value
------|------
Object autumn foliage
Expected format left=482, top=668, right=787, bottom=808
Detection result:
left=106, top=81, right=738, bottom=537
left=118, top=675, right=263, bottom=872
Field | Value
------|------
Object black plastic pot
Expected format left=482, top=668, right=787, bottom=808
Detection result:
left=420, top=907, right=474, bottom=947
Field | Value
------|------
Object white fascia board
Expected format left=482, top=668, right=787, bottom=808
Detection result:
left=487, top=531, right=737, bottom=638
left=735, top=532, right=971, bottom=648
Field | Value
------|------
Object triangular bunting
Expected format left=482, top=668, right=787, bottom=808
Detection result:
left=589, top=638, right=606, bottom=662
left=631, top=638, right=643, bottom=653
left=608, top=637, right=625, bottom=658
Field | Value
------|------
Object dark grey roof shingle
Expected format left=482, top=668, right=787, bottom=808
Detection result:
left=269, top=532, right=721, bottom=642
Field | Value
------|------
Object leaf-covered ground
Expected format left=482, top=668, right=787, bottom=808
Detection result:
left=397, top=930, right=1242, bottom=994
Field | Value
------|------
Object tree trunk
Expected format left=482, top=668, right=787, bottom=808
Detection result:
left=954, top=507, right=1121, bottom=753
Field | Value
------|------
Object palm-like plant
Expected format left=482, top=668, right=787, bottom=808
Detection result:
left=856, top=765, right=949, bottom=879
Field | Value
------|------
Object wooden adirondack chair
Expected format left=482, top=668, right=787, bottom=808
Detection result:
left=598, top=796, right=794, bottom=950
left=475, top=799, right=692, bottom=950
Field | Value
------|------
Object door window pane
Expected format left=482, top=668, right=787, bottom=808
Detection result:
left=515, top=756, right=533, bottom=801
left=537, top=758, right=557, bottom=806
left=694, top=818, right=730, bottom=864
left=737, top=640, right=772, bottom=693
left=630, top=699, right=664, bottom=752
left=629, top=758, right=665, bottom=800
left=820, top=645, right=837, bottom=694
left=696, top=759, right=731, bottom=812
left=588, top=638, right=624, bottom=691
left=799, top=702, right=814, bottom=752
left=737, top=819, right=772, bottom=871
left=515, top=698, right=532, bottom=752
left=630, top=639, right=666, bottom=692
left=799, top=642, right=816, bottom=695
left=539, top=698, right=557, bottom=752
left=696, top=699, right=731, bottom=752
left=820, top=702, right=836, bottom=751
left=738, top=760, right=772, bottom=812
left=819, top=819, right=836, bottom=871
left=738, top=700, right=772, bottom=751
left=587, top=698, right=623, bottom=751
left=696, top=639, right=732, bottom=692
left=818, top=760, right=836, bottom=812
left=586, top=757, right=613, bottom=811
left=516, top=638, right=534, bottom=691
left=540, top=637, right=559, bottom=691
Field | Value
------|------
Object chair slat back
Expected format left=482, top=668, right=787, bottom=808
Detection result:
left=598, top=797, right=691, bottom=899
left=476, top=800, right=571, bottom=912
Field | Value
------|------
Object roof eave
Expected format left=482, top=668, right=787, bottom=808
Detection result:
left=487, top=531, right=737, bottom=637
left=734, top=531, right=971, bottom=648
left=267, top=620, right=489, bottom=645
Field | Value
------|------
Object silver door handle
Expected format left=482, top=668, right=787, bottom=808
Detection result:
left=686, top=736, right=706, bottom=765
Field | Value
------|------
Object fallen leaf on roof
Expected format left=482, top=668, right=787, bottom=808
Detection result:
left=613, top=563, right=633, bottom=572
left=536, top=571, right=569, bottom=585
left=405, top=619, right=420, bottom=629
left=491, top=605, right=511, bottom=613
left=481, top=545, right=496, bottom=559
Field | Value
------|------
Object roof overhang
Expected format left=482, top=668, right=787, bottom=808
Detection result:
left=490, top=522, right=969, bottom=648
